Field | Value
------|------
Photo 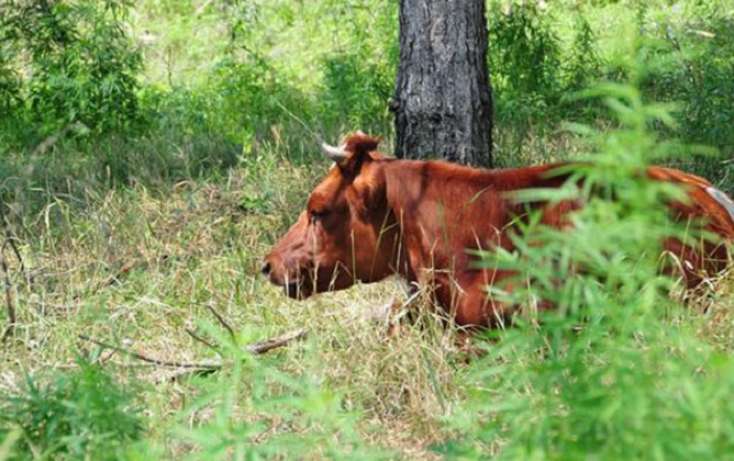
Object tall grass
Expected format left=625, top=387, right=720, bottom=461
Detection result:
left=175, top=326, right=394, bottom=460
left=0, top=360, right=143, bottom=460
left=0, top=0, right=732, bottom=459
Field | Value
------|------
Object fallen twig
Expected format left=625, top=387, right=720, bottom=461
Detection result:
left=0, top=206, right=29, bottom=341
left=77, top=328, right=308, bottom=372
left=31, top=122, right=85, bottom=156
left=2, top=237, right=28, bottom=286
left=78, top=335, right=222, bottom=370
left=194, top=0, right=213, bottom=16
left=202, top=303, right=236, bottom=341
left=186, top=328, right=220, bottom=353
left=157, top=329, right=309, bottom=384
left=245, top=328, right=308, bottom=354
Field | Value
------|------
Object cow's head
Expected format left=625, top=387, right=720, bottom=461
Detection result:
left=261, top=132, right=400, bottom=299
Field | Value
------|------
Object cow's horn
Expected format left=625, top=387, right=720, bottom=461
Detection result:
left=321, top=142, right=348, bottom=163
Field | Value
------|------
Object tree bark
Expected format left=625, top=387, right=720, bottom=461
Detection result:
left=393, top=0, right=493, bottom=167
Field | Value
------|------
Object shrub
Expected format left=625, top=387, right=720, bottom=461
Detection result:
left=563, top=13, right=603, bottom=93
left=639, top=2, right=734, bottom=185
left=179, top=327, right=391, bottom=460
left=488, top=1, right=562, bottom=122
left=439, top=76, right=734, bottom=459
left=0, top=361, right=143, bottom=460
left=0, top=47, right=21, bottom=114
left=320, top=51, right=394, bottom=132
left=0, top=0, right=142, bottom=143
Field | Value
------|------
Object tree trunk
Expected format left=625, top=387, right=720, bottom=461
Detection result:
left=392, top=0, right=493, bottom=167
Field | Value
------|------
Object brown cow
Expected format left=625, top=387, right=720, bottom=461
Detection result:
left=262, top=133, right=734, bottom=327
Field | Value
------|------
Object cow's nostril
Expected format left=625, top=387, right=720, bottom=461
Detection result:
left=260, top=262, right=271, bottom=276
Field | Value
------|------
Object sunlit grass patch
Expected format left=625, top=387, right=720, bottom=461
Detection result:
left=0, top=157, right=468, bottom=458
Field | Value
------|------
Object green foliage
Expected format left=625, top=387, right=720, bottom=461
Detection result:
left=116, top=0, right=398, bottom=164
left=179, top=327, right=390, bottom=460
left=0, top=360, right=143, bottom=460
left=487, top=1, right=607, bottom=128
left=441, top=79, right=734, bottom=459
left=0, top=46, right=21, bottom=114
left=487, top=0, right=733, bottom=186
left=315, top=0, right=398, bottom=133
left=208, top=56, right=304, bottom=145
left=320, top=51, right=394, bottom=133
left=564, top=13, right=603, bottom=93
left=488, top=1, right=562, bottom=120
left=0, top=0, right=142, bottom=143
left=213, top=0, right=397, bottom=147
left=0, top=2, right=732, bottom=456
left=639, top=2, right=734, bottom=174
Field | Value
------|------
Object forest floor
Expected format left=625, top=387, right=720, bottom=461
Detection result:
left=1, top=145, right=733, bottom=458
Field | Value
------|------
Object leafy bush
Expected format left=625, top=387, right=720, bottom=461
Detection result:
left=208, top=56, right=306, bottom=147
left=488, top=1, right=562, bottom=122
left=440, top=77, right=734, bottom=458
left=315, top=0, right=397, bottom=134
left=179, top=327, right=390, bottom=460
left=215, top=0, right=397, bottom=148
left=319, top=51, right=394, bottom=134
left=638, top=2, right=734, bottom=184
left=563, top=13, right=603, bottom=93
left=0, top=47, right=21, bottom=114
left=0, top=0, right=142, bottom=143
left=0, top=361, right=143, bottom=460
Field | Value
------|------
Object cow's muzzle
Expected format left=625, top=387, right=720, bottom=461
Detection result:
left=260, top=257, right=314, bottom=299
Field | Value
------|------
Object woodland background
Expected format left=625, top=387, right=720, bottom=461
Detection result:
left=0, top=0, right=733, bottom=459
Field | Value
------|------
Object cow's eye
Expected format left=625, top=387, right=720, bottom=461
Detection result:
left=310, top=209, right=330, bottom=222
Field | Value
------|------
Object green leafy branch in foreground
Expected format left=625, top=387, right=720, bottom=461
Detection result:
left=0, top=360, right=143, bottom=460
left=441, top=81, right=734, bottom=460
left=175, top=325, right=393, bottom=461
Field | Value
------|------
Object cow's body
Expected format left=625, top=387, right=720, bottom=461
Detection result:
left=263, top=133, right=734, bottom=327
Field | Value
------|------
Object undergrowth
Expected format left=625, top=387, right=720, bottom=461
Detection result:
left=0, top=360, right=143, bottom=460
left=445, top=71, right=734, bottom=459
left=0, top=0, right=732, bottom=459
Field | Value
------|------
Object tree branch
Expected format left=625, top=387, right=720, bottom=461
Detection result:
left=186, top=328, right=220, bottom=354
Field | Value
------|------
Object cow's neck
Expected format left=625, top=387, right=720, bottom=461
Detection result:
left=381, top=159, right=562, bottom=280
left=378, top=159, right=564, bottom=318
left=383, top=160, right=486, bottom=279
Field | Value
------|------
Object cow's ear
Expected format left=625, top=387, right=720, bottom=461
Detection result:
left=321, top=132, right=382, bottom=176
left=343, top=132, right=381, bottom=156
left=340, top=132, right=381, bottom=177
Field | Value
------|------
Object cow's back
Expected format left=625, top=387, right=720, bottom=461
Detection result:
left=648, top=166, right=734, bottom=239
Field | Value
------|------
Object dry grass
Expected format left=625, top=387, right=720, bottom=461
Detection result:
left=0, top=158, right=471, bottom=459
left=0, top=139, right=732, bottom=458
